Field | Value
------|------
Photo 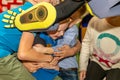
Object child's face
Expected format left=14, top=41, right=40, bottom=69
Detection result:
left=47, top=23, right=68, bottom=40
left=47, top=29, right=65, bottom=40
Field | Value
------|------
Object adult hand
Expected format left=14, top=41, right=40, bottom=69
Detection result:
left=22, top=61, right=42, bottom=72
left=80, top=70, right=86, bottom=80
left=33, top=44, right=45, bottom=52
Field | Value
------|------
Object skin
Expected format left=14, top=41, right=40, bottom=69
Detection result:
left=19, top=0, right=81, bottom=72
left=19, top=0, right=59, bottom=72
left=34, top=19, right=81, bottom=58
left=31, top=20, right=81, bottom=71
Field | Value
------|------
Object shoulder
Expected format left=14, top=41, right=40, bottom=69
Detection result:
left=88, top=16, right=104, bottom=28
left=68, top=25, right=78, bottom=31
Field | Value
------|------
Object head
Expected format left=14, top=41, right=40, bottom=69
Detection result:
left=87, top=0, right=120, bottom=18
left=15, top=1, right=56, bottom=31
left=47, top=23, right=68, bottom=40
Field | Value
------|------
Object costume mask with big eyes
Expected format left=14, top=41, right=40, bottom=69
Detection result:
left=3, top=0, right=119, bottom=32
left=2, top=2, right=56, bottom=32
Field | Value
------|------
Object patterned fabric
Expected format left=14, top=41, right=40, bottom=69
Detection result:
left=0, top=2, right=33, bottom=58
left=0, top=0, right=23, bottom=12
left=80, top=16, right=120, bottom=71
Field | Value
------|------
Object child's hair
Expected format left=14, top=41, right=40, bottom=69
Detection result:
left=33, top=33, right=46, bottom=47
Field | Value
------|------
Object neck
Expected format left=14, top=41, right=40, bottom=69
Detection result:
left=106, top=16, right=120, bottom=27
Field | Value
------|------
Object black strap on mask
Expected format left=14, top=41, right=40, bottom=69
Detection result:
left=54, top=0, right=85, bottom=23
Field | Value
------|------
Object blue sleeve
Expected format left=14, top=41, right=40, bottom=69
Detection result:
left=52, top=25, right=78, bottom=52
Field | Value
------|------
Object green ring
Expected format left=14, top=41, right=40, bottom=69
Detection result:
left=97, top=33, right=120, bottom=54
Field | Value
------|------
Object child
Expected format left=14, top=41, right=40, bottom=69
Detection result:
left=33, top=19, right=80, bottom=80
left=80, top=16, right=120, bottom=80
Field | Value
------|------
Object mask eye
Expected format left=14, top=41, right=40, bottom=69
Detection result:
left=36, top=6, right=48, bottom=21
left=28, top=13, right=33, bottom=20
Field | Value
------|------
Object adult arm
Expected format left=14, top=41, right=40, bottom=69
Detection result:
left=18, top=32, right=53, bottom=62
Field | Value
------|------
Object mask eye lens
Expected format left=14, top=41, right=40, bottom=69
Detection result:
left=29, top=13, right=33, bottom=20
left=38, top=9, right=44, bottom=18
left=36, top=6, right=48, bottom=21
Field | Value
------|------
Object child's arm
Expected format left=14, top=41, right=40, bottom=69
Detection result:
left=33, top=24, right=78, bottom=54
left=54, top=40, right=81, bottom=59
left=52, top=25, right=79, bottom=52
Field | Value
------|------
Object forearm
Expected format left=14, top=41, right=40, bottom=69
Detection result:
left=18, top=32, right=53, bottom=62
left=33, top=45, right=54, bottom=54
left=43, top=47, right=54, bottom=54
left=71, top=39, right=81, bottom=55
left=18, top=48, right=53, bottom=62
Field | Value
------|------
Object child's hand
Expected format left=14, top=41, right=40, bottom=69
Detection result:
left=41, top=62, right=59, bottom=71
left=33, top=44, right=45, bottom=52
left=80, top=70, right=86, bottom=80
left=54, top=45, right=73, bottom=59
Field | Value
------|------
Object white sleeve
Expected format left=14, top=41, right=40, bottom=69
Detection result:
left=79, top=18, right=94, bottom=71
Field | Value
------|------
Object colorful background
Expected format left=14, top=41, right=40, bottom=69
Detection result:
left=0, top=0, right=23, bottom=12
left=0, top=0, right=92, bottom=41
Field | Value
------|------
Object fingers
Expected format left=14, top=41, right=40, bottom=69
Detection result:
left=80, top=71, right=86, bottom=80
left=2, top=10, right=17, bottom=28
left=50, top=57, right=59, bottom=65
left=23, top=61, right=41, bottom=72
left=41, top=62, right=59, bottom=70
left=57, top=45, right=70, bottom=51
left=29, top=67, right=38, bottom=73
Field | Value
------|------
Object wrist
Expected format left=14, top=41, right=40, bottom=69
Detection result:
left=45, top=48, right=54, bottom=54
left=48, top=55, right=54, bottom=63
left=49, top=55, right=54, bottom=62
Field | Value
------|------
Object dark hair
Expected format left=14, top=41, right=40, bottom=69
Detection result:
left=33, top=33, right=46, bottom=47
